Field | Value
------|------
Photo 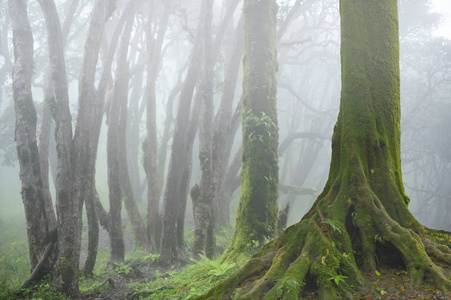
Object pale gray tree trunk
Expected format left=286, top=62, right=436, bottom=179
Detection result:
left=160, top=0, right=205, bottom=264
left=144, top=0, right=173, bottom=253
left=9, top=0, right=51, bottom=273
left=106, top=14, right=137, bottom=263
left=38, top=0, right=79, bottom=296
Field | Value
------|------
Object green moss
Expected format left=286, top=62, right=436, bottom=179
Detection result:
left=224, top=0, right=279, bottom=262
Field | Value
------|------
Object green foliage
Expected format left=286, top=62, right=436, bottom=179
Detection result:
left=2, top=277, right=71, bottom=300
left=113, top=262, right=133, bottom=276
left=328, top=274, right=348, bottom=286
left=128, top=257, right=241, bottom=300
left=125, top=249, right=160, bottom=263
left=376, top=287, right=387, bottom=295
left=242, top=110, right=275, bottom=143
left=79, top=277, right=109, bottom=295
left=190, top=254, right=236, bottom=277
left=322, top=219, right=343, bottom=233
left=0, top=221, right=30, bottom=293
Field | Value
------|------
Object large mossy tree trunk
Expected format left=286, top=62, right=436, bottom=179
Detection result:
left=193, top=0, right=215, bottom=259
left=199, top=0, right=451, bottom=299
left=222, top=0, right=279, bottom=264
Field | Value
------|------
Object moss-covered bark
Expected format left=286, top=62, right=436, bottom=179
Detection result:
left=222, top=0, right=279, bottom=264
left=198, top=0, right=451, bottom=298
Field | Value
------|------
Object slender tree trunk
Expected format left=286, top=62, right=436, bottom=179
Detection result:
left=212, top=19, right=243, bottom=230
left=145, top=0, right=172, bottom=253
left=160, top=0, right=204, bottom=264
left=117, top=14, right=148, bottom=250
left=9, top=0, right=50, bottom=272
left=106, top=14, right=137, bottom=263
left=75, top=0, right=109, bottom=276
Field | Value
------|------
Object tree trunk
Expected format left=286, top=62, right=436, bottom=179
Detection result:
left=9, top=0, right=51, bottom=272
left=75, top=0, right=109, bottom=276
left=222, top=0, right=279, bottom=264
left=117, top=14, right=148, bottom=250
left=193, top=0, right=215, bottom=259
left=38, top=0, right=80, bottom=297
left=106, top=14, right=138, bottom=263
left=144, top=0, right=172, bottom=253
left=200, top=1, right=451, bottom=298
left=160, top=0, right=204, bottom=265
left=212, top=18, right=243, bottom=231
left=38, top=89, right=57, bottom=231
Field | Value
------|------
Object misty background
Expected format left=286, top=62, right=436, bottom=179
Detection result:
left=0, top=0, right=450, bottom=239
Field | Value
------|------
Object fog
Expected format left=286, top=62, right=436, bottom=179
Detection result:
left=0, top=0, right=450, bottom=253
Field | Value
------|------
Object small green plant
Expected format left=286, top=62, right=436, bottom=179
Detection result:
left=242, top=110, right=275, bottom=143
left=247, top=239, right=260, bottom=249
left=376, top=287, right=387, bottom=295
left=191, top=254, right=237, bottom=277
left=328, top=274, right=348, bottom=286
left=322, top=219, right=343, bottom=233
left=113, top=262, right=133, bottom=275
left=374, top=234, right=383, bottom=243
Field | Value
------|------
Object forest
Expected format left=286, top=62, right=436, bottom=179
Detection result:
left=0, top=0, right=450, bottom=299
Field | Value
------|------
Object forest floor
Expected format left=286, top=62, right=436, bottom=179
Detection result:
left=78, top=228, right=451, bottom=299
left=79, top=261, right=451, bottom=300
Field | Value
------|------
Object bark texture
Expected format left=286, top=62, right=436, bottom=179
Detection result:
left=199, top=1, right=451, bottom=299
left=222, top=0, right=279, bottom=264
left=193, top=0, right=215, bottom=259
left=38, top=0, right=80, bottom=297
left=9, top=0, right=50, bottom=272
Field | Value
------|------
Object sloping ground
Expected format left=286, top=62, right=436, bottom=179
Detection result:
left=79, top=262, right=451, bottom=299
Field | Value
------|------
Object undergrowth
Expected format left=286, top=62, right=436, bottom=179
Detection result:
left=127, top=254, right=240, bottom=300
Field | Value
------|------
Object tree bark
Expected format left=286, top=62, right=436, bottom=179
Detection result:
left=38, top=0, right=80, bottom=297
left=193, top=0, right=215, bottom=259
left=223, top=0, right=279, bottom=264
left=9, top=0, right=51, bottom=272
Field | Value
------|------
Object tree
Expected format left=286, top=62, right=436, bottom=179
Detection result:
left=200, top=0, right=451, bottom=298
left=192, top=0, right=215, bottom=259
left=222, top=0, right=279, bottom=264
left=9, top=0, right=51, bottom=275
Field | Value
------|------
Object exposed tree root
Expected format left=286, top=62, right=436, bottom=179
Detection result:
left=21, top=229, right=57, bottom=289
left=198, top=169, right=451, bottom=299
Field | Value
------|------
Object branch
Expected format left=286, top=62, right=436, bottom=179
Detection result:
left=279, top=184, right=317, bottom=196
